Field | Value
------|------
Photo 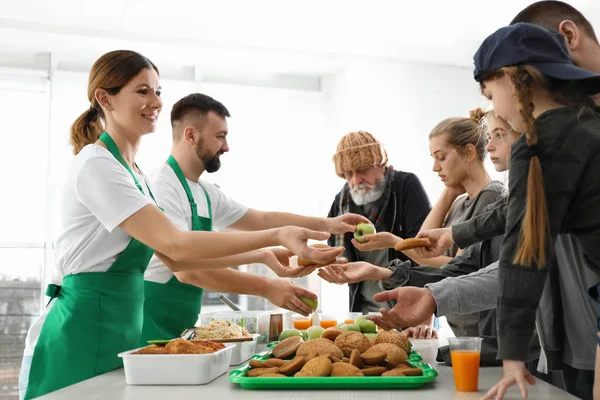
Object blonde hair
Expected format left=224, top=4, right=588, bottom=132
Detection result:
left=480, top=106, right=520, bottom=142
left=429, top=108, right=488, bottom=162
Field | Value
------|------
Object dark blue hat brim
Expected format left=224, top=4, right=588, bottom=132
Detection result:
left=530, top=61, right=600, bottom=94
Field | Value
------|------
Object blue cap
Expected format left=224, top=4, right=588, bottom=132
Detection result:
left=473, top=22, right=600, bottom=91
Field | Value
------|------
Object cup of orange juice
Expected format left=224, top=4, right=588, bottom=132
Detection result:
left=344, top=312, right=361, bottom=325
left=293, top=315, right=312, bottom=330
left=448, top=337, right=483, bottom=392
left=319, top=313, right=337, bottom=329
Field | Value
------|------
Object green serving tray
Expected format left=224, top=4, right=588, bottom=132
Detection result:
left=229, top=349, right=437, bottom=389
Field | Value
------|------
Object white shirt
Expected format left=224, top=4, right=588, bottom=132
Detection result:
left=24, top=144, right=156, bottom=355
left=144, top=163, right=248, bottom=283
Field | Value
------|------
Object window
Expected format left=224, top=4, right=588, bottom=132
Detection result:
left=0, top=71, right=49, bottom=398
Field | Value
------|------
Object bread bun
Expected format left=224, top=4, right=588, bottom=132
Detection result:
left=272, top=336, right=304, bottom=359
left=394, top=238, right=431, bottom=252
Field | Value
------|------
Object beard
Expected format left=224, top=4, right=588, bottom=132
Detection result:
left=195, top=139, right=222, bottom=173
left=203, top=155, right=221, bottom=173
left=349, top=178, right=385, bottom=206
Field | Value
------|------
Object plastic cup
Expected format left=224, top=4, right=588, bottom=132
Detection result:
left=292, top=315, right=312, bottom=330
left=319, top=313, right=338, bottom=329
left=344, top=312, right=361, bottom=325
left=448, top=337, right=483, bottom=392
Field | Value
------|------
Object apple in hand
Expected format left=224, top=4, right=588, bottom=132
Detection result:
left=297, top=295, right=318, bottom=312
left=354, top=223, right=376, bottom=243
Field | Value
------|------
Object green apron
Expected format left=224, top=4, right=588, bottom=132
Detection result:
left=139, top=155, right=212, bottom=344
left=25, top=132, right=157, bottom=400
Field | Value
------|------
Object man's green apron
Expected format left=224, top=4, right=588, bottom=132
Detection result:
left=25, top=132, right=157, bottom=400
left=139, top=155, right=211, bottom=344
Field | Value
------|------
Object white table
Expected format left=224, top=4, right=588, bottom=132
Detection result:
left=36, top=339, right=576, bottom=399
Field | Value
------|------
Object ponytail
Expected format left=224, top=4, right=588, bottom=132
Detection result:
left=69, top=106, right=103, bottom=155
left=506, top=65, right=550, bottom=268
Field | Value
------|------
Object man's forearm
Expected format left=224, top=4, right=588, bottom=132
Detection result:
left=175, top=268, right=272, bottom=296
left=157, top=249, right=265, bottom=272
left=233, top=210, right=328, bottom=232
left=264, top=212, right=327, bottom=231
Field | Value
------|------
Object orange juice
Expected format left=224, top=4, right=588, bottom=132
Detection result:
left=293, top=318, right=312, bottom=330
left=320, top=319, right=337, bottom=329
left=450, top=350, right=481, bottom=392
left=344, top=319, right=354, bottom=324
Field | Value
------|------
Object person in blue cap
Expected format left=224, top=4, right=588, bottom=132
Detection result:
left=471, top=22, right=600, bottom=400
left=406, top=3, right=600, bottom=399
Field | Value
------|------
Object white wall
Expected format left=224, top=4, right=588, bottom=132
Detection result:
left=318, top=60, right=492, bottom=314
left=2, top=54, right=499, bottom=318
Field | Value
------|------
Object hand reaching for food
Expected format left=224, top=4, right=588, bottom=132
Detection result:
left=278, top=227, right=344, bottom=265
left=351, top=232, right=400, bottom=251
left=317, top=262, right=391, bottom=284
left=402, top=325, right=438, bottom=339
left=368, top=287, right=437, bottom=330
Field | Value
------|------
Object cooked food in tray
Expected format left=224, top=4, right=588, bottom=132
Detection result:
left=180, top=319, right=251, bottom=340
left=133, top=338, right=225, bottom=355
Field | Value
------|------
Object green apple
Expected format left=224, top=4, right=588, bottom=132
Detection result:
left=300, top=330, right=309, bottom=340
left=307, top=326, right=325, bottom=340
left=336, top=322, right=345, bottom=328
left=354, top=223, right=376, bottom=243
left=358, top=319, right=377, bottom=334
left=341, top=324, right=361, bottom=332
left=278, top=329, right=303, bottom=341
left=355, top=315, right=369, bottom=326
left=297, top=295, right=318, bottom=312
left=364, top=333, right=377, bottom=340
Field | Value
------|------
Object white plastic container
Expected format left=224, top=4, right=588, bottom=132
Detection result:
left=118, top=343, right=234, bottom=385
left=228, top=333, right=260, bottom=365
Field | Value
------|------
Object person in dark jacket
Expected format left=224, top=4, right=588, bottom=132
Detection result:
left=326, top=131, right=431, bottom=313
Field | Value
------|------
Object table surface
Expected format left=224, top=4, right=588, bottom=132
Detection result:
left=36, top=339, right=577, bottom=400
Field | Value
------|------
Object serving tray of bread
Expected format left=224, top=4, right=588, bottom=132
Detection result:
left=229, top=328, right=437, bottom=389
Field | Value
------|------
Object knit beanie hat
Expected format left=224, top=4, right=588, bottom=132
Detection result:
left=333, top=131, right=388, bottom=178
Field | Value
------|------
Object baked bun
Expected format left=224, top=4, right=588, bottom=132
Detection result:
left=394, top=238, right=431, bottom=252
